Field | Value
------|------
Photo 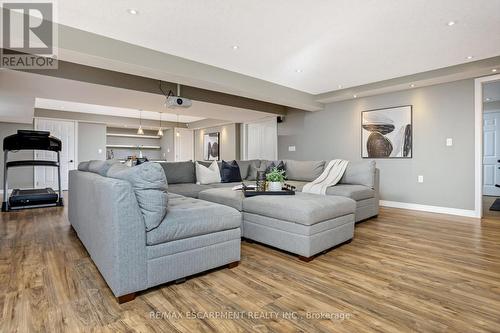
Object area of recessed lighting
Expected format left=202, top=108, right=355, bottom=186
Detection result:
left=353, top=94, right=358, bottom=98
left=232, top=45, right=239, bottom=50
left=338, top=85, right=343, bottom=89
left=493, top=69, right=498, bottom=73
left=486, top=98, right=492, bottom=102
left=466, top=56, right=473, bottom=60
left=447, top=21, right=456, bottom=26
left=127, top=8, right=138, bottom=15
left=410, top=84, right=415, bottom=88
left=295, top=69, right=303, bottom=73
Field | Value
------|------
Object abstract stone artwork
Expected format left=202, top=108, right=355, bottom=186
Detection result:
left=203, top=132, right=220, bottom=161
left=362, top=106, right=412, bottom=158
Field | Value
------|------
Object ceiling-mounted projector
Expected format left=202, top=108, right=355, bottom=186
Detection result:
left=166, top=96, right=192, bottom=108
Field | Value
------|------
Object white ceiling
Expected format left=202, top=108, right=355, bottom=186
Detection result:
left=55, top=0, right=500, bottom=95
left=0, top=70, right=274, bottom=124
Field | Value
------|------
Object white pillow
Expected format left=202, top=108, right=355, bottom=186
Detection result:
left=195, top=161, right=221, bottom=185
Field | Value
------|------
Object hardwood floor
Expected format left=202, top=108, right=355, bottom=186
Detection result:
left=1, top=198, right=500, bottom=332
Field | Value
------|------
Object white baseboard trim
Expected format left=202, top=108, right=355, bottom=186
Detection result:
left=380, top=200, right=479, bottom=218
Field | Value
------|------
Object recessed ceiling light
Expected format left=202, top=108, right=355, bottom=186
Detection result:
left=447, top=21, right=456, bottom=26
left=410, top=84, right=415, bottom=88
left=295, top=69, right=303, bottom=73
left=493, top=69, right=498, bottom=73
left=486, top=98, right=491, bottom=102
left=466, top=55, right=473, bottom=60
left=353, top=94, right=357, bottom=98
left=232, top=45, right=239, bottom=50
left=338, top=85, right=343, bottom=89
left=127, top=8, right=138, bottom=15
left=60, top=106, right=65, bottom=109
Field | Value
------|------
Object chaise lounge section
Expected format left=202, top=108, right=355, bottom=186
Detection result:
left=68, top=162, right=241, bottom=303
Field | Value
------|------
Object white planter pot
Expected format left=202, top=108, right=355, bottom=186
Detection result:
left=268, top=181, right=283, bottom=191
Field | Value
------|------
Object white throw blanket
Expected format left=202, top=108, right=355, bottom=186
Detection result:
left=302, top=159, right=349, bottom=195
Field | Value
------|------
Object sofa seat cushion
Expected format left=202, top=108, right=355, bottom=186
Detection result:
left=146, top=196, right=241, bottom=245
left=168, top=183, right=214, bottom=198
left=199, top=188, right=244, bottom=211
left=325, top=184, right=375, bottom=201
left=242, top=192, right=355, bottom=225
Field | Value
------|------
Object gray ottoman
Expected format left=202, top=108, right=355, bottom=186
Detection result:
left=199, top=188, right=356, bottom=261
left=243, top=192, right=355, bottom=261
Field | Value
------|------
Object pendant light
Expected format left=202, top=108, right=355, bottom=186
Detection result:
left=157, top=112, right=164, bottom=137
left=137, top=109, right=144, bottom=135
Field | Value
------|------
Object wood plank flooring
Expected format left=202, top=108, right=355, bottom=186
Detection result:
left=1, top=196, right=500, bottom=332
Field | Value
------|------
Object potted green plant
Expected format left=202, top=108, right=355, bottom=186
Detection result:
left=266, top=167, right=286, bottom=191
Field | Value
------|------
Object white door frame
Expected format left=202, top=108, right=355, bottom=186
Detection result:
left=33, top=117, right=79, bottom=189
left=475, top=74, right=500, bottom=218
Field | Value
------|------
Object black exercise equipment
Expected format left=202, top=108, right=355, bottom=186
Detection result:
left=2, top=130, right=63, bottom=212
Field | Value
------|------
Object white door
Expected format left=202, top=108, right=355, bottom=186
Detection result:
left=174, top=128, right=194, bottom=161
left=483, top=111, right=500, bottom=196
left=34, top=118, right=77, bottom=190
left=244, top=117, right=278, bottom=160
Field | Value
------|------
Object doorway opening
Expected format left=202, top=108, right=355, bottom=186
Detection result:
left=477, top=75, right=500, bottom=218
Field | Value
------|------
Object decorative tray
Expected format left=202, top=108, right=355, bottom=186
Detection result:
left=242, top=188, right=295, bottom=197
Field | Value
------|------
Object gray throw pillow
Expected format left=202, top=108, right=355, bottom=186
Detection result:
left=78, top=161, right=90, bottom=171
left=159, top=161, right=196, bottom=184
left=284, top=160, right=326, bottom=182
left=108, top=162, right=168, bottom=231
left=88, top=159, right=120, bottom=177
left=235, top=160, right=257, bottom=179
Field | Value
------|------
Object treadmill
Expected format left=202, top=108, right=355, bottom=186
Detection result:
left=2, top=130, right=63, bottom=212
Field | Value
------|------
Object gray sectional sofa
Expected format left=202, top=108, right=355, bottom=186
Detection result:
left=68, top=158, right=379, bottom=303
left=162, top=159, right=379, bottom=223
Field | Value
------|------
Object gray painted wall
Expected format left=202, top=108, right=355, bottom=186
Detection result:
left=0, top=122, right=35, bottom=189
left=278, top=79, right=475, bottom=210
left=78, top=122, right=106, bottom=162
left=194, top=124, right=239, bottom=161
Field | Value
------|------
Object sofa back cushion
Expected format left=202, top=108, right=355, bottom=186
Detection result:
left=107, top=162, right=168, bottom=231
left=88, top=159, right=120, bottom=176
left=340, top=160, right=376, bottom=188
left=246, top=160, right=266, bottom=181
left=220, top=160, right=242, bottom=183
left=159, top=161, right=196, bottom=184
left=78, top=161, right=90, bottom=171
left=284, top=160, right=325, bottom=182
left=235, top=160, right=260, bottom=180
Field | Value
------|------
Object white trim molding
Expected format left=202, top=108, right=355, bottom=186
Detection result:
left=474, top=74, right=500, bottom=218
left=380, top=200, right=478, bottom=218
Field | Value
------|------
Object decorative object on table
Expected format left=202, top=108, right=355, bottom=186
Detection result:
left=361, top=105, right=412, bottom=158
left=256, top=170, right=267, bottom=192
left=283, top=183, right=296, bottom=192
left=302, top=159, right=349, bottom=195
left=195, top=161, right=221, bottom=184
left=220, top=160, right=242, bottom=183
left=266, top=167, right=286, bottom=192
left=203, top=132, right=220, bottom=161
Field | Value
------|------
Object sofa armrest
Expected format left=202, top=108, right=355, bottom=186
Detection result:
left=69, top=170, right=148, bottom=297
